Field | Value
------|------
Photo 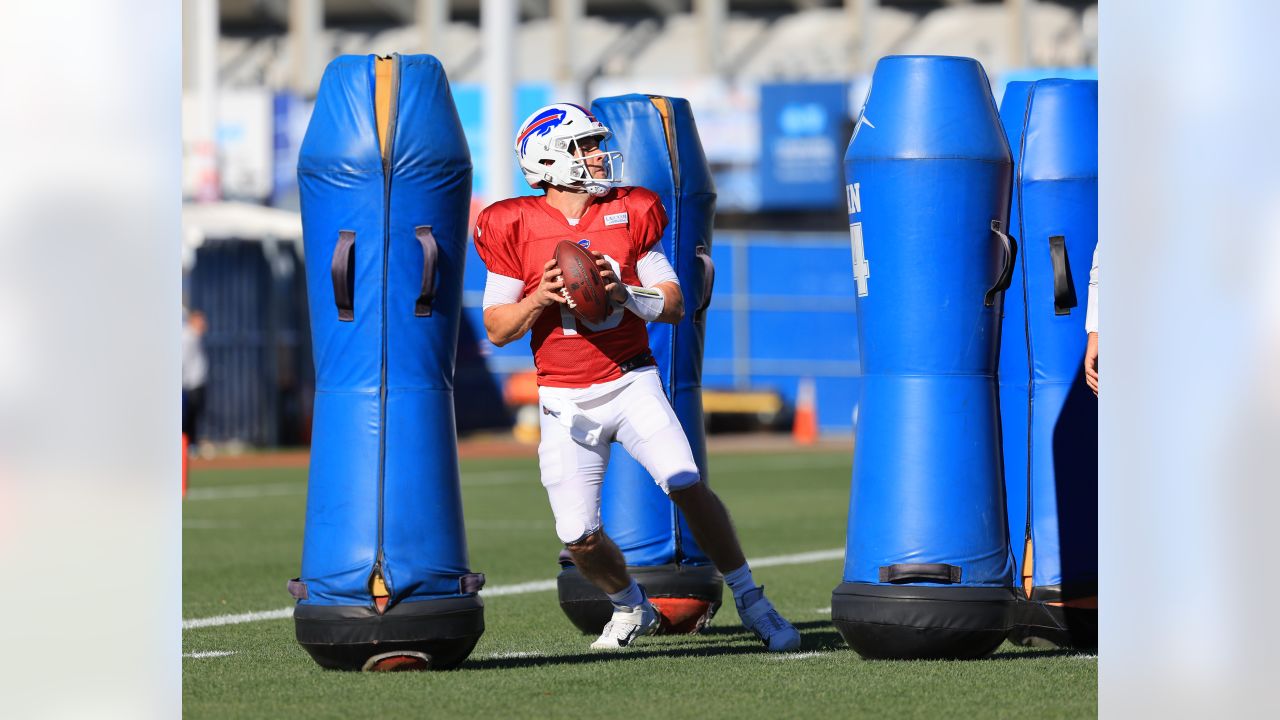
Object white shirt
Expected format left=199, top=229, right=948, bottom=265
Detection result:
left=182, top=325, right=207, bottom=390
left=1085, top=244, right=1099, bottom=334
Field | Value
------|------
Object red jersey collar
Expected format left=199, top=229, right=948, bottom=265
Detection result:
left=535, top=188, right=619, bottom=231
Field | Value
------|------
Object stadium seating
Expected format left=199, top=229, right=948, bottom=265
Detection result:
left=211, top=3, right=1098, bottom=89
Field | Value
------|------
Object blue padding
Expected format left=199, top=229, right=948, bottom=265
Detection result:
left=297, top=54, right=476, bottom=608
left=999, top=79, right=1098, bottom=594
left=842, top=56, right=1015, bottom=588
left=997, top=81, right=1033, bottom=576
left=591, top=94, right=716, bottom=568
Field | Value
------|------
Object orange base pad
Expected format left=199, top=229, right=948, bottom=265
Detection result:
left=652, top=597, right=715, bottom=634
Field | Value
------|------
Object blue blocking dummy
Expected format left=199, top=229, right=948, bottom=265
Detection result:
left=554, top=95, right=722, bottom=635
left=998, top=79, right=1098, bottom=651
left=291, top=54, right=484, bottom=671
left=831, top=56, right=1019, bottom=659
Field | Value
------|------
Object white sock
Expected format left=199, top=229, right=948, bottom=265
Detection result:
left=723, top=563, right=759, bottom=602
left=607, top=580, right=645, bottom=610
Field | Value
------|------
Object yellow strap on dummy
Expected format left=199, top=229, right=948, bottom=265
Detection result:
left=375, top=57, right=393, bottom=158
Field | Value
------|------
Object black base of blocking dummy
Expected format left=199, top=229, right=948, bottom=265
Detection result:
left=294, top=595, right=484, bottom=671
left=831, top=582, right=1015, bottom=660
left=557, top=560, right=723, bottom=635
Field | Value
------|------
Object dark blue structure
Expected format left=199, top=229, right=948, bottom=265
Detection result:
left=554, top=95, right=723, bottom=635
left=291, top=54, right=484, bottom=671
left=998, top=79, right=1099, bottom=650
left=831, top=56, right=1019, bottom=659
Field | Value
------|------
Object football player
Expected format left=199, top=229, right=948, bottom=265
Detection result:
left=474, top=103, right=800, bottom=652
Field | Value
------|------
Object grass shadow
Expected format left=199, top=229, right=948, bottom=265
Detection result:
left=986, top=646, right=1095, bottom=661
left=462, top=620, right=852, bottom=671
left=462, top=643, right=764, bottom=671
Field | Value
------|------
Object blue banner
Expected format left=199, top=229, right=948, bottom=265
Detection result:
left=451, top=83, right=552, bottom=201
left=758, top=82, right=850, bottom=210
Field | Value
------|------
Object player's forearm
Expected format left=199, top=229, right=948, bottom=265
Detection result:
left=653, top=281, right=684, bottom=324
left=484, top=297, right=544, bottom=346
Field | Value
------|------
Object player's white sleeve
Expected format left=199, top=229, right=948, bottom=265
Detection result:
left=636, top=250, right=678, bottom=287
left=482, top=272, right=525, bottom=310
left=1085, top=245, right=1099, bottom=334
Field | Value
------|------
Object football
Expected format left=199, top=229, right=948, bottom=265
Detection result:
left=553, top=239, right=610, bottom=324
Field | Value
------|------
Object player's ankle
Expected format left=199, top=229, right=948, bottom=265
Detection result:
left=723, top=563, right=760, bottom=604
left=606, top=579, right=645, bottom=610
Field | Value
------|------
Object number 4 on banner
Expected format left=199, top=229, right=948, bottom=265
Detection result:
left=847, top=183, right=869, bottom=297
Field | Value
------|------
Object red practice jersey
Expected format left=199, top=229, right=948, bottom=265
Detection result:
left=474, top=187, right=668, bottom=388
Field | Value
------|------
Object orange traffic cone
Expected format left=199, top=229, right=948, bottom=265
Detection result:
left=793, top=377, right=818, bottom=445
left=181, top=433, right=189, bottom=498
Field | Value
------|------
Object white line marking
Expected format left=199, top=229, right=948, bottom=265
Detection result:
left=812, top=606, right=831, bottom=614
left=486, top=651, right=541, bottom=659
left=183, top=520, right=243, bottom=530
left=185, top=455, right=851, bottom=503
left=182, top=547, right=844, bottom=631
left=749, top=548, right=843, bottom=568
left=183, top=650, right=237, bottom=659
left=183, top=607, right=293, bottom=630
left=768, top=651, right=826, bottom=660
left=185, top=483, right=304, bottom=501
left=184, top=470, right=534, bottom=502
left=481, top=580, right=559, bottom=597
left=467, top=520, right=551, bottom=530
left=708, top=456, right=849, bottom=473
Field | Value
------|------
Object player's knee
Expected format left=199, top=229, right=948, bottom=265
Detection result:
left=662, top=470, right=702, bottom=496
left=560, top=522, right=603, bottom=548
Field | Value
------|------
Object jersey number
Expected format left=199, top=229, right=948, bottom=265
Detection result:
left=561, top=254, right=624, bottom=335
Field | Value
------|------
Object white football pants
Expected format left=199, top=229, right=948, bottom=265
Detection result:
left=537, top=367, right=701, bottom=544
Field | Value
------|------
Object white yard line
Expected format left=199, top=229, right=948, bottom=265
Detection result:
left=185, top=470, right=535, bottom=502
left=749, top=548, right=843, bottom=568
left=183, top=608, right=293, bottom=630
left=467, top=520, right=552, bottom=530
left=182, top=519, right=244, bottom=530
left=186, top=455, right=850, bottom=503
left=182, top=546, right=845, bottom=631
left=707, top=456, right=849, bottom=472
left=480, top=579, right=560, bottom=597
left=485, top=650, right=542, bottom=659
left=185, top=483, right=305, bottom=501
left=767, top=651, right=827, bottom=660
left=182, top=650, right=237, bottom=659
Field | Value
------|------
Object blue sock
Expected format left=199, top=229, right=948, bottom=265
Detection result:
left=607, top=580, right=645, bottom=610
left=723, top=563, right=759, bottom=603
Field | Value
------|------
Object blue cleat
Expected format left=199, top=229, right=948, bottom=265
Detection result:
left=736, top=587, right=801, bottom=652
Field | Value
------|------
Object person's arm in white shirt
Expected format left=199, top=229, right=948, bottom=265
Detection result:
left=1084, top=245, right=1099, bottom=396
left=482, top=262, right=566, bottom=347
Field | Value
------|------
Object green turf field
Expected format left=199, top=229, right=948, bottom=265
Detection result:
left=183, top=448, right=1097, bottom=719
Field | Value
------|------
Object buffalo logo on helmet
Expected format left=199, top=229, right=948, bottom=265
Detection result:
left=518, top=107, right=568, bottom=154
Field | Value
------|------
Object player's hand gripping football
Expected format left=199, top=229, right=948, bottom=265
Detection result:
left=592, top=251, right=628, bottom=305
left=532, top=258, right=569, bottom=309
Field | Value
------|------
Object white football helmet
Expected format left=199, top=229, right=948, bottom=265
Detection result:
left=515, top=103, right=623, bottom=196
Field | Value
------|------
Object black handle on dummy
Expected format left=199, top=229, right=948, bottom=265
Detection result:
left=1049, top=235, right=1078, bottom=315
left=985, top=220, right=1017, bottom=307
left=695, top=245, right=715, bottom=322
left=414, top=226, right=438, bottom=317
left=878, top=563, right=963, bottom=584
left=331, top=230, right=356, bottom=322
